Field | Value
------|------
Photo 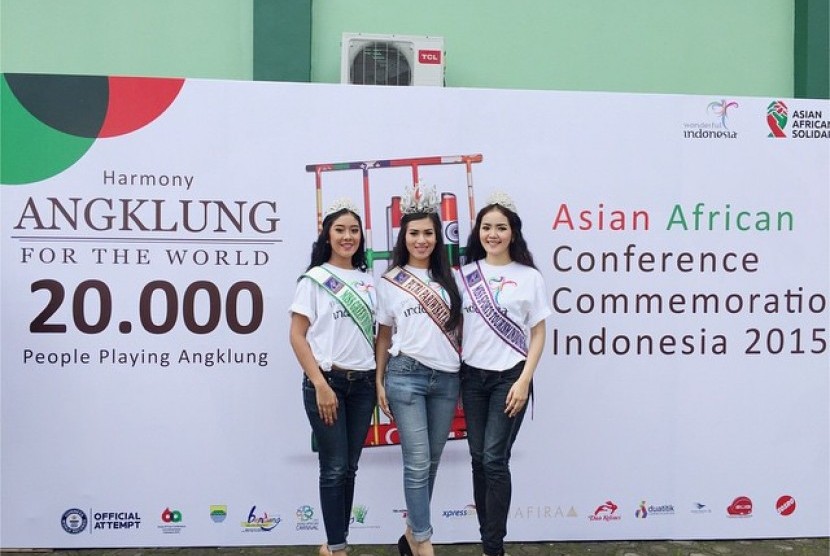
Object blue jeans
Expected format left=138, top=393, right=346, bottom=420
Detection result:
left=461, top=361, right=529, bottom=556
left=303, top=370, right=376, bottom=551
left=385, top=355, right=460, bottom=542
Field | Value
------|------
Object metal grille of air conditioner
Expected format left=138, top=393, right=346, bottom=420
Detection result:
left=350, top=42, right=413, bottom=86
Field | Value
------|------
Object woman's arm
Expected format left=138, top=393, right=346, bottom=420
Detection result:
left=505, top=319, right=545, bottom=417
left=289, top=312, right=338, bottom=425
left=375, top=324, right=393, bottom=419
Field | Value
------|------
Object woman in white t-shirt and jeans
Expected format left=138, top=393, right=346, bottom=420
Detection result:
left=375, top=183, right=462, bottom=556
left=458, top=192, right=550, bottom=556
left=289, top=199, right=377, bottom=556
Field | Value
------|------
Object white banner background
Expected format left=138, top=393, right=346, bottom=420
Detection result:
left=1, top=78, right=828, bottom=548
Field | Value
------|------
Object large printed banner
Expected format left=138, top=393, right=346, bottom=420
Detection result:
left=1, top=75, right=828, bottom=548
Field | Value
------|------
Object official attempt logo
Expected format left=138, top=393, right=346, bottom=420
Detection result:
left=767, top=100, right=788, bottom=137
left=61, top=508, right=88, bottom=534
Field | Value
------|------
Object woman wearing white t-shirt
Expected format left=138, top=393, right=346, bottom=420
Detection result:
left=376, top=183, right=462, bottom=556
left=458, top=192, right=550, bottom=556
left=289, top=199, right=377, bottom=556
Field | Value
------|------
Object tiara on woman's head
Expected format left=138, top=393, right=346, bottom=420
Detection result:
left=400, top=181, right=440, bottom=215
left=487, top=191, right=517, bottom=213
left=324, top=197, right=361, bottom=219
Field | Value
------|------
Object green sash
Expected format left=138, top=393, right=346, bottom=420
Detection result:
left=304, top=266, right=374, bottom=347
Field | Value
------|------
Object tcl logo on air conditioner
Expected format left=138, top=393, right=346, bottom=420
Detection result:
left=418, top=50, right=442, bottom=64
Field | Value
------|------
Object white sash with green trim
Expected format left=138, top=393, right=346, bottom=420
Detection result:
left=461, top=261, right=528, bottom=357
left=382, top=266, right=460, bottom=353
left=304, top=266, right=374, bottom=347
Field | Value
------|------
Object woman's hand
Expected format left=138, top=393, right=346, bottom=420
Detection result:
left=376, top=383, right=393, bottom=420
left=316, top=381, right=339, bottom=426
left=505, top=377, right=530, bottom=418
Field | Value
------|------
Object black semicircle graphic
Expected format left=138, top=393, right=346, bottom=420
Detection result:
left=5, top=74, right=109, bottom=138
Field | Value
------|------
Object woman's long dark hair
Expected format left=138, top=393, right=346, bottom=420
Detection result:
left=306, top=209, right=367, bottom=271
left=391, top=212, right=462, bottom=331
left=464, top=204, right=537, bottom=268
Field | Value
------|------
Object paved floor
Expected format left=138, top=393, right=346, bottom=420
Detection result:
left=2, top=538, right=829, bottom=556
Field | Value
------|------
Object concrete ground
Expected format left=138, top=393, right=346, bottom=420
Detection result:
left=2, top=538, right=829, bottom=556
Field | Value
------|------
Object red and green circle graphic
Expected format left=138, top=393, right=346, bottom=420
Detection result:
left=1, top=74, right=184, bottom=185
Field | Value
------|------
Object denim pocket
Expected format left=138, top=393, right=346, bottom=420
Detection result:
left=387, top=354, right=426, bottom=375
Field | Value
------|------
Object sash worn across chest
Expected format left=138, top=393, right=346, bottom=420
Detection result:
left=462, top=262, right=528, bottom=357
left=303, top=266, right=374, bottom=347
left=383, top=266, right=460, bottom=353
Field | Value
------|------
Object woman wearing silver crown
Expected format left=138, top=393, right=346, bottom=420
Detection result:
left=375, top=182, right=463, bottom=556
left=458, top=192, right=550, bottom=556
left=289, top=198, right=377, bottom=556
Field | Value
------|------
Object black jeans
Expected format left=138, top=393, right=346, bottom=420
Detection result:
left=303, top=370, right=376, bottom=551
left=461, top=361, right=529, bottom=556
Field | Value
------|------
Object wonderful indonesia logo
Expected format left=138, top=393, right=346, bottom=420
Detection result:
left=683, top=99, right=739, bottom=139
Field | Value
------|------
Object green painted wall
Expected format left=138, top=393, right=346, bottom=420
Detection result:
left=0, top=0, right=253, bottom=80
left=313, top=0, right=795, bottom=97
left=253, top=0, right=311, bottom=82
left=0, top=0, right=811, bottom=98
left=795, top=0, right=830, bottom=99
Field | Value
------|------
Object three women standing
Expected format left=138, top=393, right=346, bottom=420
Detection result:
left=458, top=193, right=550, bottom=556
left=291, top=188, right=549, bottom=556
left=289, top=199, right=377, bottom=556
left=375, top=183, right=463, bottom=556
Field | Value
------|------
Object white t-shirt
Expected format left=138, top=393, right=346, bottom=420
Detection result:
left=458, top=260, right=551, bottom=370
left=376, top=266, right=461, bottom=373
left=289, top=263, right=376, bottom=371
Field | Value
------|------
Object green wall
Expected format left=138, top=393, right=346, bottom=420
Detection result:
left=1, top=0, right=826, bottom=98
left=313, top=0, right=794, bottom=97
left=0, top=0, right=253, bottom=80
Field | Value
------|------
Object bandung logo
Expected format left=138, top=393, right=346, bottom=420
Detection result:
left=726, top=496, right=753, bottom=517
left=210, top=505, right=227, bottom=523
left=241, top=505, right=280, bottom=532
left=767, top=100, right=788, bottom=137
left=776, top=495, right=796, bottom=516
left=61, top=508, right=88, bottom=534
left=588, top=500, right=621, bottom=522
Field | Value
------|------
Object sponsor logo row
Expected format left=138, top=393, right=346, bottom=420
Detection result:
left=681, top=98, right=828, bottom=140
left=587, top=495, right=797, bottom=522
left=60, top=495, right=798, bottom=535
left=60, top=503, right=374, bottom=535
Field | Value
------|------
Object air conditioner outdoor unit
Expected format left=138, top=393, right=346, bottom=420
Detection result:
left=341, top=33, right=445, bottom=87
